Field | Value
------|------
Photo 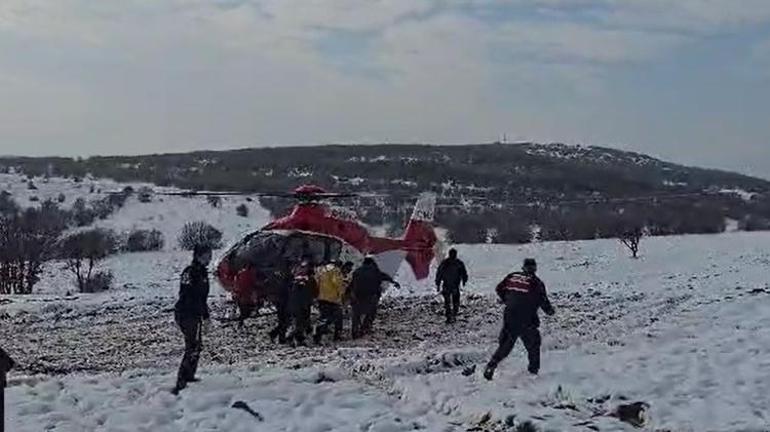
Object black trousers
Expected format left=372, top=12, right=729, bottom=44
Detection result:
left=351, top=294, right=380, bottom=338
left=175, top=314, right=203, bottom=388
left=290, top=301, right=312, bottom=344
left=315, top=301, right=343, bottom=341
left=268, top=299, right=290, bottom=343
left=489, top=324, right=542, bottom=374
left=442, top=287, right=461, bottom=321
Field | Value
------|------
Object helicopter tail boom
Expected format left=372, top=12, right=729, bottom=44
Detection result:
left=402, top=193, right=438, bottom=280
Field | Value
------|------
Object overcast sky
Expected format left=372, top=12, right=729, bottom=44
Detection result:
left=1, top=1, right=769, bottom=178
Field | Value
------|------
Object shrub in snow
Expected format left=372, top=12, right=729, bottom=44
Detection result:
left=236, top=203, right=249, bottom=217
left=27, top=180, right=37, bottom=190
left=124, top=229, right=164, bottom=252
left=207, top=195, right=222, bottom=208
left=29, top=195, right=40, bottom=202
left=81, top=270, right=113, bottom=293
left=739, top=215, right=770, bottom=231
left=71, top=198, right=97, bottom=227
left=0, top=200, right=68, bottom=294
left=92, top=197, right=115, bottom=220
left=59, top=228, right=118, bottom=293
left=0, top=191, right=18, bottom=218
left=178, top=221, right=223, bottom=251
left=137, top=187, right=153, bottom=203
left=57, top=193, right=66, bottom=204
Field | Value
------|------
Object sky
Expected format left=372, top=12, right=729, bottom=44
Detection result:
left=0, top=0, right=769, bottom=178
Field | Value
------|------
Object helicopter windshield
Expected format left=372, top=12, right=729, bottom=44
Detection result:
left=226, top=231, right=343, bottom=271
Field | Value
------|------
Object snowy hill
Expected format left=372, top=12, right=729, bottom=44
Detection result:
left=4, top=143, right=770, bottom=243
left=5, top=223, right=770, bottom=430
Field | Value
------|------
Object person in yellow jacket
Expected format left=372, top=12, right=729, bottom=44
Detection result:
left=313, top=261, right=350, bottom=343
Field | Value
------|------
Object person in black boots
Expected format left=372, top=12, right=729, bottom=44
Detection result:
left=172, top=244, right=212, bottom=395
left=435, top=248, right=468, bottom=323
left=350, top=257, right=399, bottom=339
left=484, top=258, right=555, bottom=381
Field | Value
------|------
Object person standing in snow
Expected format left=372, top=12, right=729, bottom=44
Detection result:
left=484, top=258, right=555, bottom=381
left=313, top=261, right=347, bottom=344
left=349, top=257, right=400, bottom=339
left=288, top=256, right=318, bottom=346
left=172, top=244, right=212, bottom=395
left=268, top=262, right=292, bottom=344
left=435, top=248, right=469, bottom=324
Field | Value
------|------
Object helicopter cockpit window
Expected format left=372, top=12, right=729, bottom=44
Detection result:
left=327, top=239, right=342, bottom=262
left=282, top=235, right=306, bottom=264
left=232, top=232, right=283, bottom=268
left=305, top=237, right=327, bottom=265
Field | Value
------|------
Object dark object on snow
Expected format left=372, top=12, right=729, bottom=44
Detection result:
left=611, top=402, right=649, bottom=428
left=462, top=365, right=476, bottom=376
left=315, top=372, right=337, bottom=384
left=232, top=401, right=264, bottom=421
left=435, top=249, right=468, bottom=323
left=1, top=347, right=15, bottom=432
left=749, top=288, right=767, bottom=295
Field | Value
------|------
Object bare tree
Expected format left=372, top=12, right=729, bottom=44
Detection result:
left=618, top=227, right=644, bottom=259
left=0, top=200, right=67, bottom=294
left=59, top=229, right=117, bottom=292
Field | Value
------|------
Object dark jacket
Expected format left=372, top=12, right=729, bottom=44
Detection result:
left=435, top=257, right=468, bottom=290
left=495, top=272, right=555, bottom=329
left=175, top=262, right=210, bottom=319
left=289, top=263, right=318, bottom=311
left=350, top=262, right=395, bottom=300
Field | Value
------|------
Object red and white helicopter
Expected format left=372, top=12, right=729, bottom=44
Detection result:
left=212, top=184, right=439, bottom=315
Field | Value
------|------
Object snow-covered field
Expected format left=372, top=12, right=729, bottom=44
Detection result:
left=3, top=173, right=770, bottom=431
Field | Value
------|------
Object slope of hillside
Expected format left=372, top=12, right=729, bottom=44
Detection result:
left=3, top=143, right=769, bottom=242
left=5, top=231, right=770, bottom=431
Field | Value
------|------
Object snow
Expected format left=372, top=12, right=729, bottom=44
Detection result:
left=4, top=173, right=770, bottom=430
left=720, top=188, right=757, bottom=202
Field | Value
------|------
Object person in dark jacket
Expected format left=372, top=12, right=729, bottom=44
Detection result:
left=349, top=257, right=400, bottom=339
left=288, top=257, right=318, bottom=346
left=484, top=258, right=555, bottom=381
left=172, top=244, right=212, bottom=395
left=435, top=249, right=469, bottom=324
left=268, top=263, right=292, bottom=344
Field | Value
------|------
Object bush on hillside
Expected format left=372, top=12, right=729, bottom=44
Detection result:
left=207, top=195, right=222, bottom=208
left=1, top=200, right=68, bottom=294
left=236, top=203, right=249, bottom=217
left=124, top=229, right=165, bottom=252
left=59, top=228, right=118, bottom=293
left=71, top=198, right=97, bottom=227
left=178, top=221, right=223, bottom=251
left=81, top=270, right=114, bottom=293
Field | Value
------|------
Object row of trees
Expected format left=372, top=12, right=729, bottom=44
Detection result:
left=1, top=186, right=227, bottom=294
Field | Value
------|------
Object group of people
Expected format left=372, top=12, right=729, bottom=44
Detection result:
left=268, top=255, right=400, bottom=346
left=171, top=245, right=556, bottom=394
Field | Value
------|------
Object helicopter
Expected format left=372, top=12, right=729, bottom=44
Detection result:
left=206, top=184, right=439, bottom=320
